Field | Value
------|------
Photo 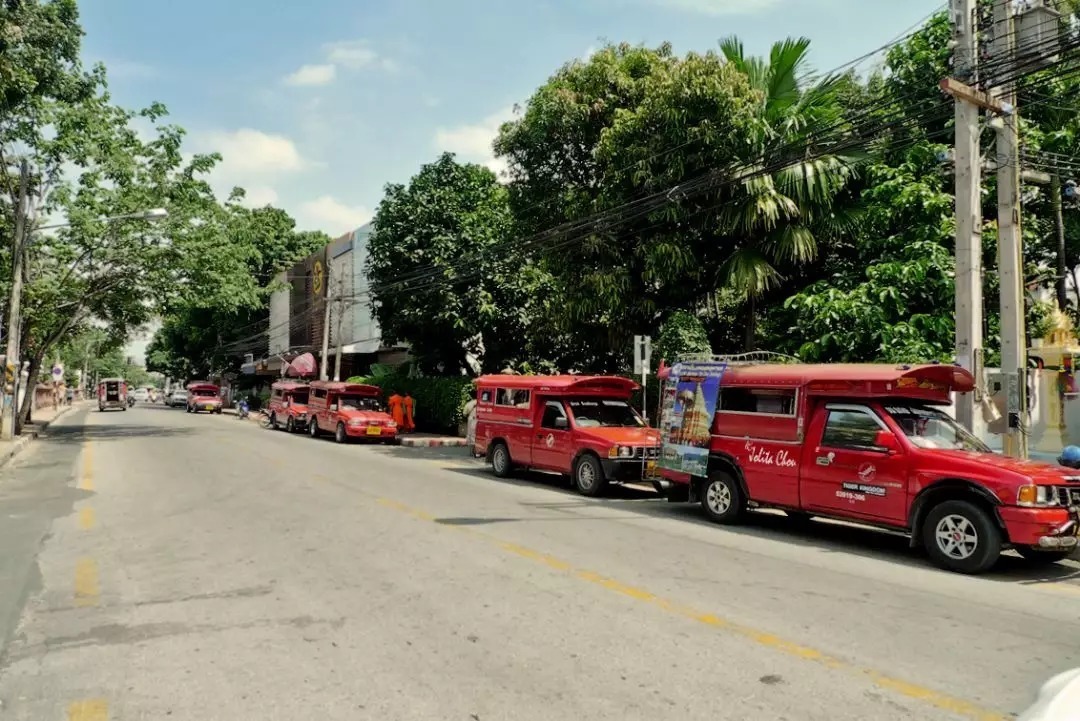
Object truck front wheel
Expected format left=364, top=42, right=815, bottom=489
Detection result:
left=922, top=500, right=1002, bottom=574
left=573, top=454, right=607, bottom=497
left=700, top=471, right=746, bottom=524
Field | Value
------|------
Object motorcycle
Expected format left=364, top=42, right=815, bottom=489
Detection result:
left=236, top=398, right=250, bottom=420
left=127, top=396, right=136, bottom=408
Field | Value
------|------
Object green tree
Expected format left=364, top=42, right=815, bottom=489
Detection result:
left=367, top=153, right=543, bottom=375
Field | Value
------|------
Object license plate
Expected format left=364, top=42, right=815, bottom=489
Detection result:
left=366, top=426, right=381, bottom=436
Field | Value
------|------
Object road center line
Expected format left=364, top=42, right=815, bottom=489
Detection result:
left=78, top=507, right=96, bottom=530
left=78, top=442, right=94, bottom=491
left=74, top=558, right=100, bottom=607
left=374, top=495, right=1007, bottom=721
left=67, top=698, right=108, bottom=721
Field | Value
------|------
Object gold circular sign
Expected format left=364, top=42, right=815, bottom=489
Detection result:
left=312, top=260, right=324, bottom=296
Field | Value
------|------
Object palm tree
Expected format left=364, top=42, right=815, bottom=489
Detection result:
left=716, top=36, right=860, bottom=349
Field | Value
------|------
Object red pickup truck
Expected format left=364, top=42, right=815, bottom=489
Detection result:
left=657, top=361, right=1079, bottom=574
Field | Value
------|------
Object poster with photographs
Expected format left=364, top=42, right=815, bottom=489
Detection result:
left=657, top=362, right=727, bottom=476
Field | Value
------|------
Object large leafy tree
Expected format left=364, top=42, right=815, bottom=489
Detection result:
left=367, top=153, right=543, bottom=375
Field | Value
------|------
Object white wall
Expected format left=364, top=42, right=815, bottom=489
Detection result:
left=268, top=271, right=290, bottom=356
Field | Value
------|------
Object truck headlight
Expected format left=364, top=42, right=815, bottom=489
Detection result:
left=348, top=419, right=364, bottom=427
left=1017, top=484, right=1060, bottom=507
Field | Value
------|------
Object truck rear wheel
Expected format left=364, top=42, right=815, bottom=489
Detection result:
left=922, top=500, right=1002, bottom=574
left=700, top=471, right=746, bottom=524
left=490, top=442, right=513, bottom=478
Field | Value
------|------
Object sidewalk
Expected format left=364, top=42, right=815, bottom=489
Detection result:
left=0, top=401, right=83, bottom=471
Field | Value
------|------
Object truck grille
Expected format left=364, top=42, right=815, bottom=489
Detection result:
left=634, top=446, right=659, bottom=460
left=1056, top=487, right=1080, bottom=507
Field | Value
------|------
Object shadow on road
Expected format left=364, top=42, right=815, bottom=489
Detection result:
left=40, top=423, right=196, bottom=443
left=384, top=446, right=1080, bottom=584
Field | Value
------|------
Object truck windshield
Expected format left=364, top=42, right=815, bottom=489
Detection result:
left=568, top=399, right=645, bottom=428
left=884, top=405, right=991, bottom=453
left=338, top=395, right=383, bottom=411
left=290, top=391, right=310, bottom=404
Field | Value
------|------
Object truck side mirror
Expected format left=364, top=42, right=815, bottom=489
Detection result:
left=554, top=417, right=569, bottom=430
left=874, top=429, right=900, bottom=454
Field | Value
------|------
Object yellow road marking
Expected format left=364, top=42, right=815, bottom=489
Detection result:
left=78, top=507, right=96, bottom=530
left=1030, top=581, right=1080, bottom=597
left=78, top=442, right=94, bottom=491
left=74, top=558, right=100, bottom=607
left=375, top=495, right=1006, bottom=721
left=67, top=699, right=107, bottom=721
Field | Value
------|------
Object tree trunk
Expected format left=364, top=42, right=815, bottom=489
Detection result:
left=18, top=352, right=42, bottom=430
left=743, top=296, right=757, bottom=351
left=1052, top=176, right=1069, bottom=311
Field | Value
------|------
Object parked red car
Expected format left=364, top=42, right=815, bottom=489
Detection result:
left=306, top=381, right=397, bottom=444
left=266, top=381, right=310, bottom=433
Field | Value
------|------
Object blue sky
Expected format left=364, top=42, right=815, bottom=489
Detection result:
left=81, top=0, right=945, bottom=237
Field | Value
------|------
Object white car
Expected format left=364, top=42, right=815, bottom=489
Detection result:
left=133, top=388, right=149, bottom=402
left=167, top=390, right=187, bottom=408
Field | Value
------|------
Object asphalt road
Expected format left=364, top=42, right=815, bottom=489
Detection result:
left=1, top=404, right=1079, bottom=720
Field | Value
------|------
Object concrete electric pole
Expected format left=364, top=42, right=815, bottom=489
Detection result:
left=950, top=0, right=986, bottom=439
left=993, top=0, right=1028, bottom=458
left=2, top=160, right=30, bottom=440
left=319, top=261, right=333, bottom=382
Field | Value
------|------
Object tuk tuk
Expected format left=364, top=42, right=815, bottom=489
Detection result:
left=98, top=378, right=128, bottom=412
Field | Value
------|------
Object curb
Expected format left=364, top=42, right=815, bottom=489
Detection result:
left=398, top=437, right=469, bottom=448
left=0, top=403, right=77, bottom=471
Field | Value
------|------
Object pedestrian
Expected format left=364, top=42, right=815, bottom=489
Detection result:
left=388, top=390, right=405, bottom=430
left=403, top=392, right=416, bottom=433
left=65, top=387, right=74, bottom=406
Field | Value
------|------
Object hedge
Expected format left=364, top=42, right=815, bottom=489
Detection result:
left=346, top=373, right=473, bottom=435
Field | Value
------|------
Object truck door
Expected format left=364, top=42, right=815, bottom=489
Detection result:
left=531, top=399, right=573, bottom=473
left=800, top=403, right=909, bottom=525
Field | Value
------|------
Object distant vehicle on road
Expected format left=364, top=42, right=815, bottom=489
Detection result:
left=167, top=389, right=187, bottom=408
left=186, top=382, right=222, bottom=414
left=97, top=378, right=127, bottom=412
left=132, top=388, right=149, bottom=402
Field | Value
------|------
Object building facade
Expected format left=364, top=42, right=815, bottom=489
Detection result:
left=262, top=222, right=406, bottom=378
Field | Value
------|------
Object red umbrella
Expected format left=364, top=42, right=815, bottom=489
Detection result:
left=286, top=352, right=317, bottom=377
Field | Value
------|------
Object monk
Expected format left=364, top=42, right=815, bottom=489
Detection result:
left=403, top=392, right=416, bottom=433
left=388, top=391, right=405, bottom=430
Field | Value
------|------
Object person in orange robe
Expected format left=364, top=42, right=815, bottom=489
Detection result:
left=388, top=391, right=405, bottom=430
left=403, top=393, right=416, bottom=433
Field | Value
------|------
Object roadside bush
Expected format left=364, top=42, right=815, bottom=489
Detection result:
left=347, top=372, right=473, bottom=434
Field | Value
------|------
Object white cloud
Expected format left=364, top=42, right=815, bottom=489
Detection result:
left=433, top=106, right=516, bottom=177
left=283, top=63, right=336, bottom=87
left=239, top=186, right=280, bottom=207
left=325, top=40, right=380, bottom=69
left=642, top=0, right=779, bottom=14
left=297, top=196, right=373, bottom=235
left=200, top=128, right=306, bottom=175
left=282, top=40, right=396, bottom=90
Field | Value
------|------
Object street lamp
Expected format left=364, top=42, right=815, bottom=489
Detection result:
left=1, top=200, right=170, bottom=439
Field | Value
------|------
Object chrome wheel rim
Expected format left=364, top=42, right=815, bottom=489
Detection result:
left=935, top=514, right=979, bottom=560
left=706, top=481, right=732, bottom=515
left=492, top=446, right=508, bottom=473
left=577, top=461, right=597, bottom=490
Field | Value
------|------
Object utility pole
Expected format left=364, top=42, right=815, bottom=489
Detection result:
left=950, top=0, right=985, bottom=439
left=318, top=262, right=332, bottom=381
left=993, top=0, right=1028, bottom=458
left=3, top=160, right=30, bottom=440
left=332, top=271, right=345, bottom=382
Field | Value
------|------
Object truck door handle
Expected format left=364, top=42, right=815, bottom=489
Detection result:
left=816, top=455, right=831, bottom=466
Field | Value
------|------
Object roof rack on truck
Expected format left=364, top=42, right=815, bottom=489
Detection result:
left=674, top=351, right=801, bottom=366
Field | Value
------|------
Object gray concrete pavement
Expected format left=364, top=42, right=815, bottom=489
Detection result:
left=1, top=403, right=1078, bottom=720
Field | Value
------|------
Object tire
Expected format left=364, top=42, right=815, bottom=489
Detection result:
left=309, top=417, right=321, bottom=438
left=286, top=416, right=295, bottom=433
left=1015, top=546, right=1075, bottom=565
left=573, top=454, right=607, bottom=497
left=922, top=500, right=1002, bottom=574
left=489, top=442, right=512, bottom=478
left=335, top=422, right=348, bottom=444
left=700, top=471, right=746, bottom=524
left=269, top=413, right=278, bottom=430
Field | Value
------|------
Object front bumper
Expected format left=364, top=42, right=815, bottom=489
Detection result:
left=601, top=458, right=659, bottom=482
left=1000, top=506, right=1079, bottom=547
left=345, top=424, right=398, bottom=439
